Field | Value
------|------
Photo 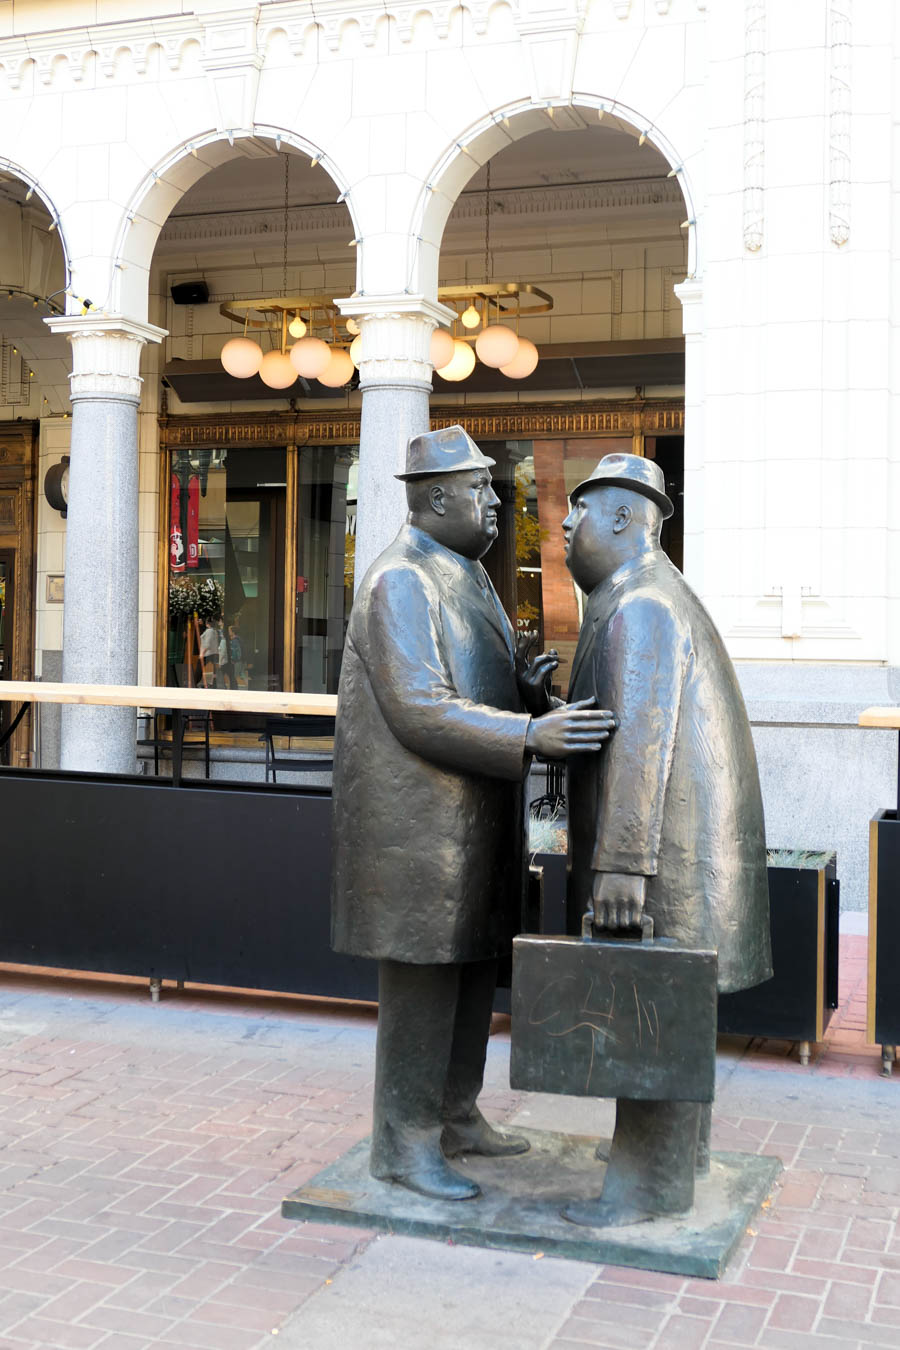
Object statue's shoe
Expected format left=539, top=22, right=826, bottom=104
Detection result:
left=373, top=1156, right=481, bottom=1201
left=442, top=1115, right=530, bottom=1159
left=562, top=1196, right=684, bottom=1229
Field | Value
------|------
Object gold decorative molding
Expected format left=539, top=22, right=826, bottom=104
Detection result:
left=158, top=399, right=684, bottom=449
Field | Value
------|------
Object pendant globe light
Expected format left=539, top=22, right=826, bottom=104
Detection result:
left=259, top=349, right=297, bottom=389
left=430, top=327, right=455, bottom=370
left=475, top=323, right=519, bottom=368
left=290, top=336, right=331, bottom=377
left=221, top=335, right=263, bottom=378
left=318, top=347, right=355, bottom=387
left=438, top=339, right=477, bottom=382
left=499, top=336, right=539, bottom=379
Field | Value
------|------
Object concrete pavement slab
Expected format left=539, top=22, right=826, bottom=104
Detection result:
left=272, top=1233, right=595, bottom=1350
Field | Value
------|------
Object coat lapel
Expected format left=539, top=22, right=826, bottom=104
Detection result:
left=406, top=527, right=515, bottom=657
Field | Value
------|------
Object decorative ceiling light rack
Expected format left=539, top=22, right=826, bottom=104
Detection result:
left=219, top=296, right=358, bottom=389
left=433, top=282, right=552, bottom=382
left=218, top=151, right=360, bottom=392
left=430, top=160, right=552, bottom=382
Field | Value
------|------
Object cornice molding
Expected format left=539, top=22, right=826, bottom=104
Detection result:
left=0, top=0, right=703, bottom=91
left=158, top=397, right=684, bottom=449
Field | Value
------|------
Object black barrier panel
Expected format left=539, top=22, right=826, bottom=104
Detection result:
left=874, top=812, right=900, bottom=1047
left=0, top=768, right=377, bottom=1002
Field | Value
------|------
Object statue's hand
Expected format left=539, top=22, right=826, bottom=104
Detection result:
left=525, top=698, right=615, bottom=758
left=592, top=872, right=647, bottom=930
left=515, top=631, right=559, bottom=714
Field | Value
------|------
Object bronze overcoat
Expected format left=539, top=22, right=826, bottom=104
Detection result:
left=567, top=551, right=772, bottom=994
left=331, top=524, right=530, bottom=964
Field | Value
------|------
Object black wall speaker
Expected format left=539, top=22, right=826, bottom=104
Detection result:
left=170, top=281, right=209, bottom=305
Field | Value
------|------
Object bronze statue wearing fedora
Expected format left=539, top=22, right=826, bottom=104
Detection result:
left=331, top=425, right=615, bottom=1202
left=560, top=452, right=772, bottom=1228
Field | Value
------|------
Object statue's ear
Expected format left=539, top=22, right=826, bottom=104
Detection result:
left=612, top=503, right=632, bottom=535
left=429, top=483, right=446, bottom=516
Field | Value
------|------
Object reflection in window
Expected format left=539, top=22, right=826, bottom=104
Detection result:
left=167, top=447, right=286, bottom=691
left=295, top=445, right=358, bottom=695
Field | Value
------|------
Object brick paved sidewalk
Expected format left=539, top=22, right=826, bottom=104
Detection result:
left=0, top=934, right=894, bottom=1350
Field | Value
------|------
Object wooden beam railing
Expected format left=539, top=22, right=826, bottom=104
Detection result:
left=0, top=682, right=338, bottom=780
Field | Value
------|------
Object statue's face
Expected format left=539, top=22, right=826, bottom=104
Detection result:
left=439, top=469, right=500, bottom=559
left=562, top=488, right=619, bottom=590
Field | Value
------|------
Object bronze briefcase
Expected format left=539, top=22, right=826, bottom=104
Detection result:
left=510, top=920, right=717, bottom=1103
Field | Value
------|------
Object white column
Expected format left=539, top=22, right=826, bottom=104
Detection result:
left=337, top=295, right=454, bottom=588
left=674, top=279, right=705, bottom=595
left=46, top=314, right=166, bottom=773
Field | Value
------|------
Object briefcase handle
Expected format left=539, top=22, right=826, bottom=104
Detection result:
left=581, top=910, right=654, bottom=943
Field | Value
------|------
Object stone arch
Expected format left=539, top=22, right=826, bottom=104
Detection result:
left=407, top=95, right=697, bottom=300
left=84, top=125, right=359, bottom=323
left=0, top=153, right=72, bottom=291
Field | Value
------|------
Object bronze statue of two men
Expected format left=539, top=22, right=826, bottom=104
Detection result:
left=331, top=425, right=771, bottom=1224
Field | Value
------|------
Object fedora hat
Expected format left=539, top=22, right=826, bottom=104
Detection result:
left=569, top=452, right=674, bottom=519
left=395, top=425, right=496, bottom=482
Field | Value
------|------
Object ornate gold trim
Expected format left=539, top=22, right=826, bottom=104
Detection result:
left=158, top=399, right=684, bottom=450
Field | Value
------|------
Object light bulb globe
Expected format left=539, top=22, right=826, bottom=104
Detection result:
left=345, top=318, right=360, bottom=336
left=318, top=348, right=355, bottom=387
left=460, top=304, right=481, bottom=330
left=220, top=336, right=263, bottom=378
left=349, top=335, right=364, bottom=367
left=288, top=316, right=307, bottom=339
left=436, top=339, right=476, bottom=382
left=475, top=324, right=519, bottom=368
left=259, top=350, right=298, bottom=389
left=499, top=336, right=539, bottom=380
left=430, top=328, right=456, bottom=370
left=289, top=336, right=331, bottom=378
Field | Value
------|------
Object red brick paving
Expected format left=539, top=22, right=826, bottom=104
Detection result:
left=0, top=933, right=893, bottom=1348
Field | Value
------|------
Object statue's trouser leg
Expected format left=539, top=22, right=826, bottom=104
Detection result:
left=696, top=1101, right=712, bottom=1175
left=601, top=1099, right=702, bottom=1220
left=370, top=959, right=462, bottom=1177
left=443, top=958, right=498, bottom=1124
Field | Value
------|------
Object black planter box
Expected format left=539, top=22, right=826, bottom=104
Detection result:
left=527, top=847, right=840, bottom=1062
left=867, top=810, right=900, bottom=1072
left=718, top=851, right=839, bottom=1057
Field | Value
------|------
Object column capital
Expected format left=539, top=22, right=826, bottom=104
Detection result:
left=673, top=279, right=704, bottom=337
left=335, top=294, right=455, bottom=387
left=45, top=314, right=167, bottom=403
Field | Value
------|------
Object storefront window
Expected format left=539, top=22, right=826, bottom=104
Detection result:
left=167, top=447, right=286, bottom=690
left=295, top=445, right=358, bottom=695
left=164, top=443, right=358, bottom=697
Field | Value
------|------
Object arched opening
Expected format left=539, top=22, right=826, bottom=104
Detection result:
left=427, top=105, right=691, bottom=692
left=0, top=166, right=69, bottom=765
left=142, top=137, right=358, bottom=709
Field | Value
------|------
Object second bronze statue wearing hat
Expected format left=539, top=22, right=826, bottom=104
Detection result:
left=561, top=452, right=771, bottom=1227
left=331, top=425, right=614, bottom=1202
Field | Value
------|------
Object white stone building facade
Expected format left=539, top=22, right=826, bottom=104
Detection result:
left=0, top=0, right=897, bottom=908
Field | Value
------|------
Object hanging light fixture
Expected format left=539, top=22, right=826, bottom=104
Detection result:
left=290, top=335, right=331, bottom=377
left=221, top=334, right=263, bottom=378
left=438, top=339, right=477, bottom=382
left=259, top=349, right=297, bottom=389
left=318, top=347, right=355, bottom=387
left=434, top=161, right=552, bottom=382
left=475, top=324, right=519, bottom=368
left=499, top=336, right=539, bottom=379
left=430, top=328, right=455, bottom=370
left=217, top=151, right=356, bottom=391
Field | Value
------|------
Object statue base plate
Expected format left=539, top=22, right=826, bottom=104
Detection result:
left=281, top=1128, right=780, bottom=1279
